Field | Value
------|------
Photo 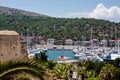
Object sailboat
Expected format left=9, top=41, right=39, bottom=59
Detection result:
left=105, top=27, right=120, bottom=60
left=110, top=39, right=120, bottom=60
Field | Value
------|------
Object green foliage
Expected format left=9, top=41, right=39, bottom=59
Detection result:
left=87, top=77, right=104, bottom=80
left=83, top=60, right=95, bottom=70
left=16, top=76, right=31, bottom=80
left=113, top=58, right=120, bottom=68
left=40, top=51, right=48, bottom=61
left=99, top=64, right=116, bottom=80
left=113, top=68, right=120, bottom=80
left=94, top=62, right=105, bottom=75
left=46, top=60, right=57, bottom=70
left=52, top=64, right=70, bottom=79
left=0, top=60, right=46, bottom=80
left=77, top=66, right=87, bottom=79
left=1, top=58, right=120, bottom=80
left=0, top=14, right=120, bottom=41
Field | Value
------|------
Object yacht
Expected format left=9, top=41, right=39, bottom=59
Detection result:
left=58, top=55, right=70, bottom=60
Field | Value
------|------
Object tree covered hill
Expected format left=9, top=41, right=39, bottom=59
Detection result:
left=0, top=6, right=120, bottom=41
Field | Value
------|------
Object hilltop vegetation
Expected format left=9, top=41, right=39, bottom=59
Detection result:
left=0, top=6, right=120, bottom=41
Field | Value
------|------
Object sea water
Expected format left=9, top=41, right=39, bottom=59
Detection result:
left=46, top=50, right=75, bottom=60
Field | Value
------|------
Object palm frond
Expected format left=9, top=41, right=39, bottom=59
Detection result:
left=0, top=60, right=46, bottom=80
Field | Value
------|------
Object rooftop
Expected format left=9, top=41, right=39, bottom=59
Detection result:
left=0, top=30, right=19, bottom=35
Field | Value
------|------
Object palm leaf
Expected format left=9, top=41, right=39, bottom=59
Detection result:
left=0, top=60, right=46, bottom=80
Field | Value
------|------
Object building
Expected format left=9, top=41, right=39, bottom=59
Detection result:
left=83, top=41, right=90, bottom=46
left=109, top=40, right=116, bottom=47
left=101, top=39, right=108, bottom=46
left=47, top=38, right=55, bottom=45
left=65, top=39, right=73, bottom=45
left=93, top=39, right=99, bottom=46
left=36, top=36, right=45, bottom=45
left=0, top=30, right=28, bottom=62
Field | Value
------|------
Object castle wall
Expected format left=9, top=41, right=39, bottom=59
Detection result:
left=0, top=30, right=28, bottom=62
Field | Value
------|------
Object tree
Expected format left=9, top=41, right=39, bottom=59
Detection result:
left=86, top=70, right=96, bottom=78
left=0, top=60, right=46, bottom=80
left=40, top=51, right=48, bottom=61
left=0, top=13, right=118, bottom=41
left=83, top=60, right=95, bottom=71
left=45, top=60, right=57, bottom=70
left=87, top=77, right=104, bottom=80
left=51, top=64, right=70, bottom=80
left=94, top=62, right=105, bottom=75
left=113, top=68, right=120, bottom=80
left=113, top=58, right=120, bottom=68
left=99, top=64, right=116, bottom=80
left=16, top=76, right=31, bottom=80
left=77, top=66, right=86, bottom=80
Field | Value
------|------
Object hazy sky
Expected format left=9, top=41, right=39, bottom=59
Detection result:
left=0, top=0, right=120, bottom=22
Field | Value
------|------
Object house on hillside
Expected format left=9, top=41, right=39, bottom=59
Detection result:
left=30, top=36, right=45, bottom=45
left=37, top=36, right=45, bottom=45
left=47, top=38, right=55, bottom=45
left=0, top=30, right=28, bottom=62
left=83, top=41, right=90, bottom=46
left=93, top=39, right=99, bottom=46
left=65, top=39, right=73, bottom=45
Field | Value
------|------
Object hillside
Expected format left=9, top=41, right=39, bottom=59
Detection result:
left=0, top=6, right=46, bottom=16
left=0, top=6, right=120, bottom=41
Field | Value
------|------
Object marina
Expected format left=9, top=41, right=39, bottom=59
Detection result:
left=27, top=44, right=120, bottom=63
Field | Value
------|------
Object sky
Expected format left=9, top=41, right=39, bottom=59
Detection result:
left=0, top=0, right=120, bottom=22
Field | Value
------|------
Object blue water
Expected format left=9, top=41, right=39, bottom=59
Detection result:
left=46, top=50, right=75, bottom=60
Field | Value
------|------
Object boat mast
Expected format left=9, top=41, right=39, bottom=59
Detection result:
left=82, top=34, right=84, bottom=47
left=114, top=25, right=120, bottom=54
left=116, top=26, right=120, bottom=55
left=90, top=26, right=93, bottom=53
left=115, top=26, right=117, bottom=48
left=118, top=40, right=120, bottom=54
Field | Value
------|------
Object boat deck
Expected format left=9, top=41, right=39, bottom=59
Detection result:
left=55, top=59, right=79, bottom=63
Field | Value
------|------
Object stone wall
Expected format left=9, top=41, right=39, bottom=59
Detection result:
left=0, top=30, right=28, bottom=62
left=20, top=41, right=28, bottom=59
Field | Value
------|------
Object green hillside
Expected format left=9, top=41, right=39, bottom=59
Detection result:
left=0, top=6, right=120, bottom=41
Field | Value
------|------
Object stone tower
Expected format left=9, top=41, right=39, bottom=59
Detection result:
left=0, top=30, right=28, bottom=62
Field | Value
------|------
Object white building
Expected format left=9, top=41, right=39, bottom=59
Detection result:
left=47, top=38, right=55, bottom=45
left=65, top=39, right=73, bottom=45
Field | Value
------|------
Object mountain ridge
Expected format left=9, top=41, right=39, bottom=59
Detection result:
left=0, top=6, right=47, bottom=17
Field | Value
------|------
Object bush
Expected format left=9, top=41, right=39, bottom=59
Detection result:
left=87, top=77, right=104, bottom=80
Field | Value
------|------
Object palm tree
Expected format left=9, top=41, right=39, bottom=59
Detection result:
left=65, top=64, right=73, bottom=79
left=16, top=76, right=31, bottom=80
left=51, top=64, right=70, bottom=80
left=113, top=68, right=120, bottom=80
left=44, top=60, right=57, bottom=79
left=0, top=60, right=46, bottom=80
left=77, top=66, right=86, bottom=80
left=99, top=64, right=116, bottom=80
left=45, top=60, right=57, bottom=70
left=87, top=77, right=104, bottom=80
left=86, top=70, right=96, bottom=78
